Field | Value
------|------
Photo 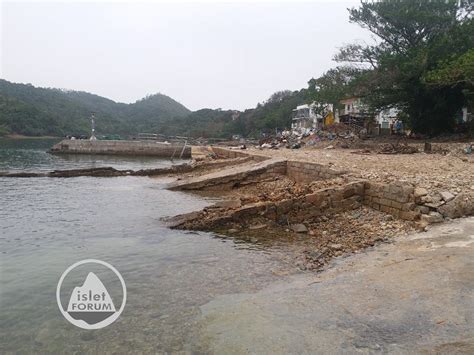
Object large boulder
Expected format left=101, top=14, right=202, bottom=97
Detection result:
left=438, top=192, right=474, bottom=219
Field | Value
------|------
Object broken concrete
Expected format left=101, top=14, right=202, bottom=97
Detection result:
left=167, top=158, right=287, bottom=191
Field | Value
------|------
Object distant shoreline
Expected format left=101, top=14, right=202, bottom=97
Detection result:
left=1, top=134, right=61, bottom=139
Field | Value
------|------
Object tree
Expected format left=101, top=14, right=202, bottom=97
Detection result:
left=335, top=0, right=474, bottom=135
left=307, top=66, right=363, bottom=114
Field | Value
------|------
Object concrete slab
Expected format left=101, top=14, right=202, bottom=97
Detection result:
left=197, top=217, right=474, bottom=354
left=168, top=158, right=286, bottom=190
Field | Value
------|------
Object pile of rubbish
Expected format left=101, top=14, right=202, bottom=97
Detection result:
left=257, top=123, right=363, bottom=150
left=378, top=142, right=419, bottom=154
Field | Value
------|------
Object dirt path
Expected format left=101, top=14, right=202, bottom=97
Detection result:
left=196, top=217, right=474, bottom=354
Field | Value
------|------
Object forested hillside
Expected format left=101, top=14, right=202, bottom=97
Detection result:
left=0, top=79, right=190, bottom=137
left=0, top=79, right=308, bottom=139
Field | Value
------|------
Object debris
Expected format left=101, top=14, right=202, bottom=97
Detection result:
left=439, top=191, right=455, bottom=202
left=420, top=212, right=444, bottom=224
left=216, top=199, right=242, bottom=209
left=329, top=243, right=343, bottom=251
left=424, top=142, right=432, bottom=153
left=378, top=143, right=418, bottom=154
left=291, top=223, right=308, bottom=233
left=414, top=188, right=429, bottom=198
left=249, top=224, right=267, bottom=230
left=351, top=149, right=371, bottom=155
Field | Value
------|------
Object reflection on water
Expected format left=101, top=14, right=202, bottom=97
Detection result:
left=0, top=139, right=287, bottom=353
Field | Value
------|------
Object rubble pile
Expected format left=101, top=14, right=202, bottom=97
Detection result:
left=233, top=177, right=349, bottom=205
left=378, top=142, right=418, bottom=154
left=249, top=142, right=473, bottom=192
left=256, top=123, right=364, bottom=151
left=299, top=206, right=414, bottom=270
left=209, top=206, right=414, bottom=271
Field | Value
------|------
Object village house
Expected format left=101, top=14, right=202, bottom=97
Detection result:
left=338, top=97, right=369, bottom=127
left=339, top=97, right=402, bottom=134
left=291, top=103, right=336, bottom=131
left=291, top=104, right=319, bottom=130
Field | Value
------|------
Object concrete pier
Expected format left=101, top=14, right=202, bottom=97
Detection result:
left=50, top=139, right=191, bottom=158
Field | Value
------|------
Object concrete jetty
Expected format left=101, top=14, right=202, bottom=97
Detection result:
left=50, top=139, right=191, bottom=158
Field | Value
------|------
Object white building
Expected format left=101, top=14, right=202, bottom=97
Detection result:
left=376, top=108, right=400, bottom=129
left=340, top=97, right=366, bottom=116
left=291, top=103, right=335, bottom=131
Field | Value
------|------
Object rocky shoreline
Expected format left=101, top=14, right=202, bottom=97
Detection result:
left=164, top=143, right=474, bottom=270
left=5, top=142, right=472, bottom=272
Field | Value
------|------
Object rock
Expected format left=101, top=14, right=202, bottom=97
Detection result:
left=330, top=243, right=343, bottom=251
left=249, top=224, right=267, bottom=230
left=414, top=188, right=428, bottom=197
left=228, top=228, right=239, bottom=233
left=308, top=251, right=323, bottom=260
left=415, top=205, right=430, bottom=214
left=424, top=201, right=445, bottom=209
left=216, top=199, right=242, bottom=209
left=439, top=191, right=455, bottom=202
left=420, top=212, right=444, bottom=224
left=291, top=223, right=308, bottom=233
left=438, top=192, right=474, bottom=218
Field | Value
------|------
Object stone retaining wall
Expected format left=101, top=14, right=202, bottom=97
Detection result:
left=198, top=181, right=366, bottom=228
left=212, top=147, right=268, bottom=161
left=363, top=182, right=420, bottom=221
left=286, top=161, right=346, bottom=183
left=191, top=147, right=474, bottom=225
left=50, top=139, right=191, bottom=158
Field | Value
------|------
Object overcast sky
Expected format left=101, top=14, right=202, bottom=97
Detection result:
left=1, top=1, right=371, bottom=111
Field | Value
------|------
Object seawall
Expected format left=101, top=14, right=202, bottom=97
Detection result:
left=50, top=139, right=191, bottom=158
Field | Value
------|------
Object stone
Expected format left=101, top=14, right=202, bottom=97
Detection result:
left=439, top=191, right=455, bottom=202
left=216, top=199, right=242, bottom=209
left=308, top=251, right=323, bottom=260
left=415, top=205, right=430, bottom=214
left=330, top=243, right=343, bottom=251
left=291, top=223, right=308, bottom=233
left=414, top=188, right=428, bottom=197
left=438, top=193, right=474, bottom=218
left=420, top=212, right=444, bottom=224
left=249, top=224, right=267, bottom=230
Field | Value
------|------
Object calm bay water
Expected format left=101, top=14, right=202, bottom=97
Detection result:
left=0, top=139, right=286, bottom=353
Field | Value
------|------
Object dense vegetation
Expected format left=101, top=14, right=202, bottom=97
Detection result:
left=0, top=79, right=190, bottom=137
left=1, top=1, right=472, bottom=138
left=323, top=0, right=474, bottom=135
left=0, top=79, right=308, bottom=139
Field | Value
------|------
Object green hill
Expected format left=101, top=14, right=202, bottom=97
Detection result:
left=0, top=79, right=308, bottom=139
left=0, top=79, right=190, bottom=137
